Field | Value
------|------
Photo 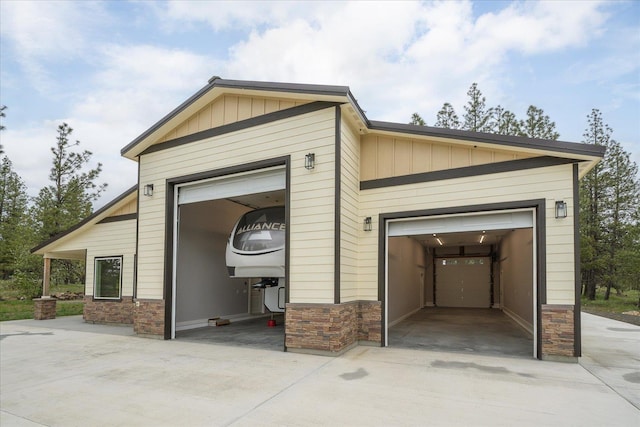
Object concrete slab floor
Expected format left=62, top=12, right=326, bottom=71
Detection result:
left=1, top=314, right=639, bottom=426
left=390, top=308, right=532, bottom=358
left=177, top=314, right=285, bottom=351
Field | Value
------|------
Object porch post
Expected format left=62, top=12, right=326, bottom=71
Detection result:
left=34, top=257, right=56, bottom=320
left=42, top=257, right=51, bottom=297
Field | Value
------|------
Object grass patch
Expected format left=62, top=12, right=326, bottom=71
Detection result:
left=0, top=300, right=84, bottom=322
left=581, top=288, right=640, bottom=314
left=0, top=280, right=85, bottom=321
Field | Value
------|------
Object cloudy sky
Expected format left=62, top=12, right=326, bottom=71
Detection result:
left=1, top=0, right=638, bottom=208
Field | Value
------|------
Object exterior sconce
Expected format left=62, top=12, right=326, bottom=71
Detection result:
left=143, top=184, right=154, bottom=197
left=305, top=153, right=315, bottom=170
left=363, top=217, right=372, bottom=231
left=555, top=200, right=567, bottom=218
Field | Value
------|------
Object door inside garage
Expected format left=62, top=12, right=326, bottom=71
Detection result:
left=170, top=166, right=287, bottom=350
left=385, top=209, right=537, bottom=358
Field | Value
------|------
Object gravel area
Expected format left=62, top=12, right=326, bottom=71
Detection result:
left=582, top=309, right=640, bottom=326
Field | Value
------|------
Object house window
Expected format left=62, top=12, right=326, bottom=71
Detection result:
left=94, top=257, right=122, bottom=299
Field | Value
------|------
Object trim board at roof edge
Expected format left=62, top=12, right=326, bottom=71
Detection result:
left=140, top=101, right=342, bottom=157
left=361, top=156, right=576, bottom=190
left=30, top=185, right=138, bottom=255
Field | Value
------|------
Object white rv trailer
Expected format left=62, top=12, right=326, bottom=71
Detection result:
left=225, top=206, right=285, bottom=313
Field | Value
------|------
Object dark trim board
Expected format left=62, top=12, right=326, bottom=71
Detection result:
left=361, top=156, right=576, bottom=190
left=97, top=213, right=137, bottom=224
left=141, top=101, right=341, bottom=156
left=163, top=156, right=291, bottom=340
left=573, top=163, right=581, bottom=357
left=378, top=199, right=546, bottom=359
left=334, top=106, right=342, bottom=304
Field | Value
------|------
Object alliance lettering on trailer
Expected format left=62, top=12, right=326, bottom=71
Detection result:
left=236, top=222, right=286, bottom=235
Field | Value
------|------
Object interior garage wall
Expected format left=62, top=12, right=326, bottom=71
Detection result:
left=388, top=237, right=425, bottom=325
left=424, top=249, right=434, bottom=306
left=500, top=228, right=534, bottom=333
left=175, top=202, right=250, bottom=327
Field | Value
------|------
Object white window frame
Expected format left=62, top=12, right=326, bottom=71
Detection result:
left=93, top=256, right=123, bottom=300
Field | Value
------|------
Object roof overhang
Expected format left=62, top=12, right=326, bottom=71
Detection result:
left=31, top=186, right=138, bottom=257
left=366, top=121, right=606, bottom=178
left=121, top=78, right=369, bottom=160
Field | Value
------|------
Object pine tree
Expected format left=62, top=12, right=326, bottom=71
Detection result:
left=579, top=109, right=639, bottom=300
left=32, top=123, right=107, bottom=285
left=0, top=156, right=29, bottom=279
left=409, top=113, right=426, bottom=126
left=462, top=83, right=493, bottom=132
left=434, top=103, right=461, bottom=129
left=0, top=105, right=6, bottom=154
left=518, top=106, right=559, bottom=140
left=600, top=139, right=640, bottom=299
left=491, top=105, right=521, bottom=136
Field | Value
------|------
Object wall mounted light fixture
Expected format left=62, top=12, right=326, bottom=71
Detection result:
left=555, top=200, right=567, bottom=218
left=305, top=153, right=315, bottom=170
left=143, top=184, right=154, bottom=197
left=363, top=216, right=372, bottom=231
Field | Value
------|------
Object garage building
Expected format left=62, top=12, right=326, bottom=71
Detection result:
left=32, top=78, right=604, bottom=361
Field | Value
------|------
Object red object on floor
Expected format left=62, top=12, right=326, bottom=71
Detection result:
left=267, top=319, right=276, bottom=327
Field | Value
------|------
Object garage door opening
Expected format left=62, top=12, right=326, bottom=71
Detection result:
left=170, top=166, right=287, bottom=350
left=385, top=209, right=537, bottom=358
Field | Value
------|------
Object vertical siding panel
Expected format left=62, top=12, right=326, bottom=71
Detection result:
left=360, top=135, right=377, bottom=180
left=431, top=144, right=450, bottom=171
left=451, top=146, right=470, bottom=168
left=471, top=149, right=492, bottom=165
left=279, top=100, right=295, bottom=110
left=223, top=96, right=239, bottom=124
left=412, top=141, right=432, bottom=173
left=198, top=105, right=212, bottom=131
left=237, top=97, right=252, bottom=121
left=265, top=99, right=279, bottom=113
left=377, top=136, right=394, bottom=178
left=251, top=99, right=266, bottom=117
left=211, top=98, right=224, bottom=127
left=394, top=139, right=412, bottom=176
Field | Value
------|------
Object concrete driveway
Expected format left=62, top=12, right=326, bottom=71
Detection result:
left=1, top=313, right=638, bottom=427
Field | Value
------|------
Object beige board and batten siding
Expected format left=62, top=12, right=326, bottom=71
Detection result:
left=42, top=220, right=136, bottom=297
left=360, top=134, right=535, bottom=180
left=137, top=107, right=337, bottom=303
left=339, top=116, right=361, bottom=302
left=109, top=199, right=137, bottom=216
left=157, top=95, right=309, bottom=143
left=358, top=162, right=576, bottom=304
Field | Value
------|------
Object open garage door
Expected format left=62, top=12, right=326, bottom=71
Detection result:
left=386, top=208, right=537, bottom=358
left=171, top=166, right=287, bottom=344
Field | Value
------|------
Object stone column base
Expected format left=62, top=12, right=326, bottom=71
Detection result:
left=541, top=304, right=576, bottom=359
left=33, top=297, right=57, bottom=320
left=285, top=300, right=382, bottom=355
left=133, top=299, right=165, bottom=338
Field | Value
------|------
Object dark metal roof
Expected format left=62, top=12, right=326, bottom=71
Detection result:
left=369, top=121, right=606, bottom=158
left=121, top=77, right=605, bottom=160
left=31, top=185, right=138, bottom=254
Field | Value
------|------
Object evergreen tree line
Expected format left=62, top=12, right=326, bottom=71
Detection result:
left=0, top=108, right=106, bottom=297
left=410, top=84, right=640, bottom=301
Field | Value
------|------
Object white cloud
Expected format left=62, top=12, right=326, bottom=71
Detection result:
left=0, top=1, right=108, bottom=93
